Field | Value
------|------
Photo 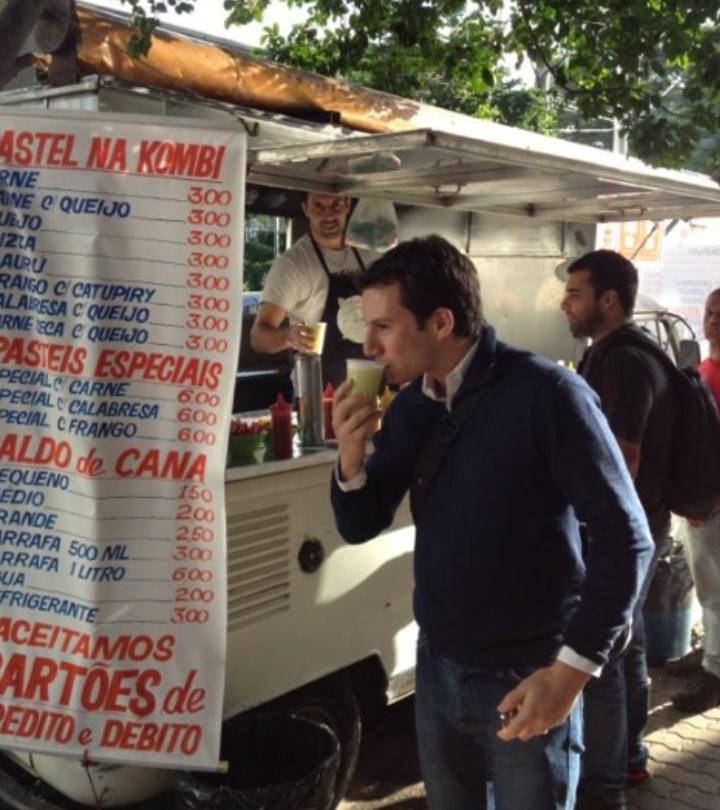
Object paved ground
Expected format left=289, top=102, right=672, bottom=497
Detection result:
left=627, top=666, right=720, bottom=810
left=340, top=666, right=720, bottom=810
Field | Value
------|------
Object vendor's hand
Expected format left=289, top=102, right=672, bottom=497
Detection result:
left=288, top=323, right=314, bottom=353
left=333, top=379, right=380, bottom=480
left=496, top=660, right=589, bottom=743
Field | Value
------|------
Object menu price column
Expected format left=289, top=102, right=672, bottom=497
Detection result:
left=171, top=183, right=236, bottom=628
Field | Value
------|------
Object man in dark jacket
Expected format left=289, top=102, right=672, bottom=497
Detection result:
left=562, top=249, right=674, bottom=810
left=331, top=235, right=653, bottom=810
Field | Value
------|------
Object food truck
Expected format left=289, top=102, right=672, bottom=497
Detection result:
left=2, top=2, right=720, bottom=808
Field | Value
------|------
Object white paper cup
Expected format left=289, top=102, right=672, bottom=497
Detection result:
left=306, top=322, right=327, bottom=354
left=346, top=359, right=384, bottom=400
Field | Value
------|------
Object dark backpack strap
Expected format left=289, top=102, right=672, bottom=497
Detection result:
left=587, top=324, right=672, bottom=374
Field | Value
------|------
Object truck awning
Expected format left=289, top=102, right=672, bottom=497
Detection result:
left=13, top=4, right=720, bottom=226
left=248, top=128, right=720, bottom=224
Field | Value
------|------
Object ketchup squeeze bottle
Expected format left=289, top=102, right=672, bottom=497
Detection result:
left=269, top=393, right=293, bottom=460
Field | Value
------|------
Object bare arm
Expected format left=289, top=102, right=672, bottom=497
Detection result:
left=250, top=301, right=311, bottom=354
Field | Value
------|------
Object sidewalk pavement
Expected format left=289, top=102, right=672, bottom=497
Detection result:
left=626, top=666, right=720, bottom=810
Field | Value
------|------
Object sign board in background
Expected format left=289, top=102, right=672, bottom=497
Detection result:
left=597, top=218, right=720, bottom=346
left=0, top=110, right=245, bottom=769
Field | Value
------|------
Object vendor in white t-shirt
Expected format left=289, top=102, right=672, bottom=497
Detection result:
left=250, top=192, right=380, bottom=388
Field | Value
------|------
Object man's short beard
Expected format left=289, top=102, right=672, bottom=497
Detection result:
left=573, top=307, right=604, bottom=339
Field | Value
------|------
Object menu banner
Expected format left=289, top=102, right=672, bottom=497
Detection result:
left=0, top=109, right=245, bottom=769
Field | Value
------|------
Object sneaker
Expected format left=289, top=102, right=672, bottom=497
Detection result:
left=671, top=669, right=720, bottom=713
left=626, top=768, right=650, bottom=786
left=664, top=647, right=704, bottom=677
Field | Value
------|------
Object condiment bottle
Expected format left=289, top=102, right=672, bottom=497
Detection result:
left=374, top=385, right=395, bottom=431
left=323, top=383, right=335, bottom=440
left=378, top=385, right=395, bottom=417
left=269, top=393, right=293, bottom=460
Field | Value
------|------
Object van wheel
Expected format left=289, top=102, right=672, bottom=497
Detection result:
left=277, top=675, right=361, bottom=809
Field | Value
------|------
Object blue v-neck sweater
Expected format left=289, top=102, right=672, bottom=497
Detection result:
left=331, top=326, right=653, bottom=669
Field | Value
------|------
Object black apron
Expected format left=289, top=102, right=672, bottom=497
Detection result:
left=310, top=238, right=367, bottom=388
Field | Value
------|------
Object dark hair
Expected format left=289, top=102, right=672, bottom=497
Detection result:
left=357, top=235, right=484, bottom=337
left=566, top=249, right=638, bottom=316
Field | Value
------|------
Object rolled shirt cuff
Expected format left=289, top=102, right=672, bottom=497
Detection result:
left=334, top=460, right=367, bottom=491
left=556, top=645, right=603, bottom=677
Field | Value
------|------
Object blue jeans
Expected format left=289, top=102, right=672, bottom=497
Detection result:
left=579, top=614, right=650, bottom=805
left=415, top=635, right=583, bottom=810
left=579, top=538, right=665, bottom=805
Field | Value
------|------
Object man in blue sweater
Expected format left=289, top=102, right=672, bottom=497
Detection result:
left=330, top=235, right=653, bottom=810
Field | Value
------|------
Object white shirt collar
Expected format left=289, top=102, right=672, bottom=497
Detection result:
left=421, top=339, right=480, bottom=410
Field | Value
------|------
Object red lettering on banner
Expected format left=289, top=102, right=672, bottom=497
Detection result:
left=86, top=137, right=128, bottom=172
left=136, top=140, right=225, bottom=179
left=0, top=653, right=55, bottom=700
left=0, top=130, right=78, bottom=167
left=162, top=669, right=205, bottom=714
left=101, top=719, right=202, bottom=754
left=0, top=434, right=72, bottom=469
left=115, top=448, right=207, bottom=481
left=0, top=653, right=161, bottom=714
left=0, top=337, right=87, bottom=374
left=0, top=619, right=176, bottom=662
left=93, top=349, right=221, bottom=388
left=0, top=702, right=75, bottom=743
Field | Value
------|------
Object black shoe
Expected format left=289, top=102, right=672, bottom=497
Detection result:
left=664, top=647, right=704, bottom=677
left=671, top=669, right=720, bottom=712
left=575, top=795, right=627, bottom=810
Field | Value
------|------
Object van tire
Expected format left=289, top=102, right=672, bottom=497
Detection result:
left=275, top=675, right=361, bottom=809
